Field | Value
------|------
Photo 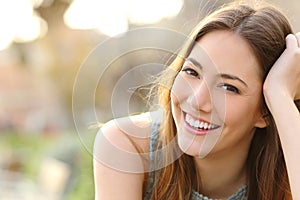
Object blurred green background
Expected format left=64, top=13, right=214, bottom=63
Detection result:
left=0, top=0, right=299, bottom=199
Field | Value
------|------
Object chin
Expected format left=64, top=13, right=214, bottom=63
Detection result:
left=177, top=129, right=209, bottom=158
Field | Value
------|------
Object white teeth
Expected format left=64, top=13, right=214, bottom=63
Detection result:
left=199, top=121, right=204, bottom=129
left=185, top=114, right=218, bottom=130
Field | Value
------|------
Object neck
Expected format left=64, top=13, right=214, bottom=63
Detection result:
left=193, top=140, right=251, bottom=199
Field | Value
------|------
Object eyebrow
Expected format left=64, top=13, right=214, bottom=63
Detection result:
left=186, top=57, right=203, bottom=70
left=219, top=74, right=248, bottom=87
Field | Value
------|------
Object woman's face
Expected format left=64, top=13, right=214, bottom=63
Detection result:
left=170, top=30, right=267, bottom=158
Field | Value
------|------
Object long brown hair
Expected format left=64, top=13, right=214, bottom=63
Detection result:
left=147, top=2, right=299, bottom=200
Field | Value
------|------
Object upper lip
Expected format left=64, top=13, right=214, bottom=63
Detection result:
left=183, top=111, right=220, bottom=127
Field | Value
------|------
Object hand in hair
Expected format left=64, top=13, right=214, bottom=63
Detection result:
left=263, top=32, right=300, bottom=200
left=264, top=32, right=300, bottom=101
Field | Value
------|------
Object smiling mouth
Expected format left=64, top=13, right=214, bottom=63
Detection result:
left=184, top=113, right=220, bottom=131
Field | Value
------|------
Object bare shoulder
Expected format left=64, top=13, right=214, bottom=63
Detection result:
left=96, top=112, right=154, bottom=154
left=93, top=111, right=158, bottom=200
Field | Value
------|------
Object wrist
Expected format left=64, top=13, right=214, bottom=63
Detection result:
left=263, top=85, right=293, bottom=108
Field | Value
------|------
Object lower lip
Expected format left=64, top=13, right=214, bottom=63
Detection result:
left=183, top=114, right=210, bottom=136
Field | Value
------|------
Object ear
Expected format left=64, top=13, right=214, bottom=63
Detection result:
left=254, top=112, right=269, bottom=128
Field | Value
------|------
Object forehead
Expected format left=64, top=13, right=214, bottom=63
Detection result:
left=188, top=30, right=262, bottom=81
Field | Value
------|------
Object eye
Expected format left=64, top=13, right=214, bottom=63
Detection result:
left=218, top=83, right=240, bottom=94
left=182, top=68, right=198, bottom=77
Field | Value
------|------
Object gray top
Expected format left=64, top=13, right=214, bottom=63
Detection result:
left=143, top=119, right=247, bottom=200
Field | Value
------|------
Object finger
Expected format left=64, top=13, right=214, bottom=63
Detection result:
left=295, top=32, right=300, bottom=47
left=286, top=34, right=298, bottom=49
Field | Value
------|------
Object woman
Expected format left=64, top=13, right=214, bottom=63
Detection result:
left=94, top=2, right=300, bottom=200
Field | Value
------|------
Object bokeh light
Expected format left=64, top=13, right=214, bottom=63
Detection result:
left=64, top=0, right=183, bottom=37
left=0, top=0, right=47, bottom=50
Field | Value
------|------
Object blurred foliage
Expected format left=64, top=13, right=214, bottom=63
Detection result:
left=0, top=132, right=51, bottom=178
left=65, top=142, right=94, bottom=200
left=0, top=131, right=94, bottom=199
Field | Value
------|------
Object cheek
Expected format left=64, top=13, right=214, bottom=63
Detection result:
left=170, top=73, right=193, bottom=105
left=170, top=74, right=191, bottom=123
left=225, top=101, right=245, bottom=125
left=224, top=96, right=260, bottom=128
left=170, top=81, right=180, bottom=107
left=170, top=77, right=182, bottom=123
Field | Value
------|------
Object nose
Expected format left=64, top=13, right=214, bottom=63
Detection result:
left=187, top=80, right=212, bottom=113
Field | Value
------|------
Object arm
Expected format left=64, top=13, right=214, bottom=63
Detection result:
left=93, top=115, right=151, bottom=200
left=264, top=33, right=300, bottom=199
left=94, top=160, right=144, bottom=200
